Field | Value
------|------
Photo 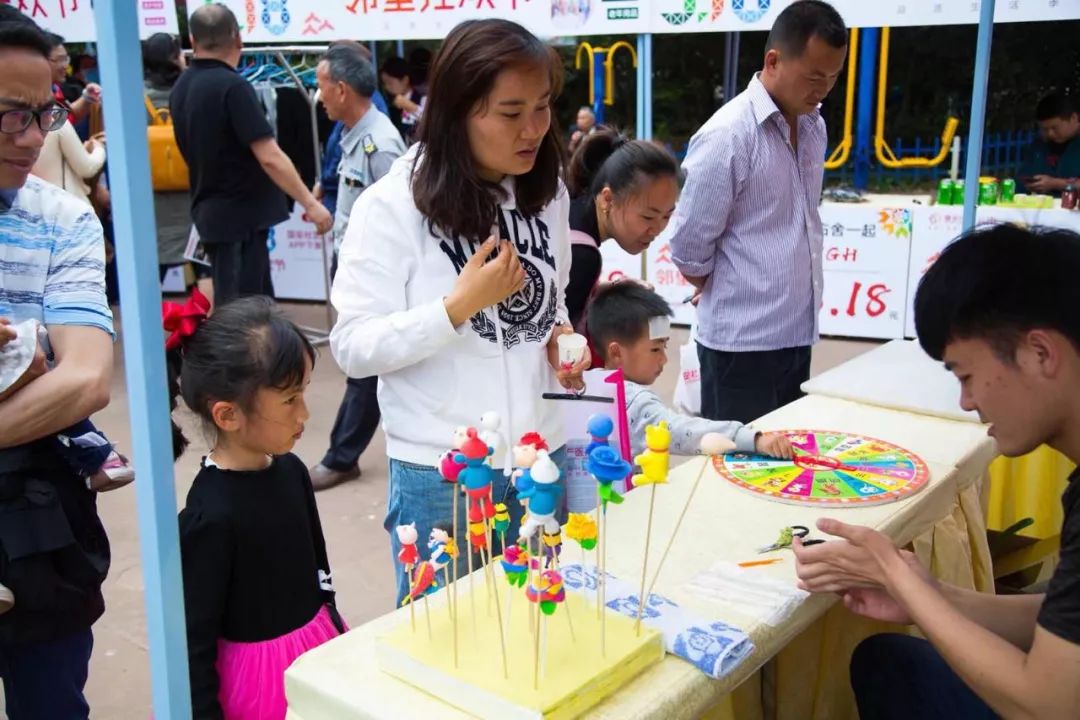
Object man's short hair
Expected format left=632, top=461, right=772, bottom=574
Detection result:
left=329, top=39, right=372, bottom=63
left=766, top=0, right=847, bottom=57
left=1036, top=92, right=1079, bottom=122
left=587, top=282, right=673, bottom=362
left=44, top=31, right=63, bottom=49
left=322, top=43, right=376, bottom=99
left=915, top=224, right=1080, bottom=362
left=0, top=19, right=51, bottom=58
left=189, top=3, right=239, bottom=53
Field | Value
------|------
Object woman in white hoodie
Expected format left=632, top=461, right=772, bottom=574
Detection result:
left=330, top=19, right=588, bottom=604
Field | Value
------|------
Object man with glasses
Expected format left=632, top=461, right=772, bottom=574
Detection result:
left=0, top=17, right=115, bottom=720
left=44, top=33, right=101, bottom=125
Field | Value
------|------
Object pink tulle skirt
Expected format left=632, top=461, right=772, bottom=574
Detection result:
left=216, top=605, right=345, bottom=720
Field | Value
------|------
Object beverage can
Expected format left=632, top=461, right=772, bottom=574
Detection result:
left=1000, top=178, right=1016, bottom=203
left=1063, top=185, right=1078, bottom=210
left=951, top=179, right=966, bottom=206
left=978, top=180, right=998, bottom=206
left=936, top=179, right=955, bottom=205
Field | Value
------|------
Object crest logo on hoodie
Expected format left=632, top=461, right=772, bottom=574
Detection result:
left=438, top=207, right=559, bottom=348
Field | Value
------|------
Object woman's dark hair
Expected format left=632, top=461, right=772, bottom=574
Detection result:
left=142, top=33, right=182, bottom=88
left=166, top=296, right=315, bottom=455
left=412, top=19, right=564, bottom=244
left=380, top=55, right=411, bottom=81
left=567, top=128, right=681, bottom=201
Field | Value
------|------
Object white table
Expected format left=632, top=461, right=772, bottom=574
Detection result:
left=285, top=394, right=996, bottom=720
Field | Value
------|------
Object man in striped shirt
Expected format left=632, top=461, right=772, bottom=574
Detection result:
left=669, top=0, right=847, bottom=423
left=0, top=18, right=114, bottom=719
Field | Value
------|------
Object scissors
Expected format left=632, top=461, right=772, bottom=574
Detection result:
left=757, top=525, right=825, bottom=554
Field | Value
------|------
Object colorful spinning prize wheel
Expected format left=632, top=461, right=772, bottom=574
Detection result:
left=713, top=430, right=929, bottom=506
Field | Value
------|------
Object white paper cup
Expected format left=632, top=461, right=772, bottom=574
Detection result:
left=557, top=333, right=588, bottom=367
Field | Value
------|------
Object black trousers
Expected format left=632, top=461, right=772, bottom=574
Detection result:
left=320, top=375, right=381, bottom=471
left=697, top=343, right=812, bottom=424
left=204, top=229, right=274, bottom=306
left=851, top=634, right=997, bottom=719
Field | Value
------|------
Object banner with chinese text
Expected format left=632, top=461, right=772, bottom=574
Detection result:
left=1, top=0, right=179, bottom=42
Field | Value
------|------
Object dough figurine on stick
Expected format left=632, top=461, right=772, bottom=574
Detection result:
left=632, top=422, right=672, bottom=634
left=396, top=523, right=420, bottom=632
left=517, top=450, right=563, bottom=541
left=511, top=432, right=548, bottom=511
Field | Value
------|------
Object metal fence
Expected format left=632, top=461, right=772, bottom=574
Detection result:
left=665, top=130, right=1038, bottom=187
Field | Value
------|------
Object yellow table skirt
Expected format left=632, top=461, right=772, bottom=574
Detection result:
left=703, top=478, right=992, bottom=720
left=986, top=445, right=1073, bottom=539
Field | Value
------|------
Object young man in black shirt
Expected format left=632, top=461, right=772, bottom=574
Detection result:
left=171, top=3, right=331, bottom=305
left=795, top=223, right=1080, bottom=719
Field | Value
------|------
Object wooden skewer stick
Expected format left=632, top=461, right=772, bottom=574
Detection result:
left=467, top=540, right=477, bottom=631
left=594, top=495, right=602, bottom=619
left=407, top=566, right=416, bottom=632
left=600, top=505, right=607, bottom=658
left=644, top=438, right=731, bottom=603
left=634, top=484, right=659, bottom=636
left=424, top=592, right=432, bottom=640
left=483, top=544, right=510, bottom=679
left=533, top=597, right=543, bottom=691
left=452, top=483, right=460, bottom=665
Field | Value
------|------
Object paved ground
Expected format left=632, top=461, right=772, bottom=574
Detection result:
left=0, top=302, right=878, bottom=718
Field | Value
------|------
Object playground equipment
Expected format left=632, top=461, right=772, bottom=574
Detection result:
left=824, top=28, right=858, bottom=170
left=575, top=40, right=638, bottom=125
left=874, top=27, right=959, bottom=169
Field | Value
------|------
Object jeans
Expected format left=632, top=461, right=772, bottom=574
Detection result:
left=0, top=629, right=93, bottom=720
left=851, top=634, right=997, bottom=719
left=697, top=343, right=812, bottom=423
left=385, top=447, right=568, bottom=606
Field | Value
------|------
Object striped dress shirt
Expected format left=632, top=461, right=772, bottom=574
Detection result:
left=0, top=176, right=113, bottom=338
left=668, top=73, right=826, bottom=352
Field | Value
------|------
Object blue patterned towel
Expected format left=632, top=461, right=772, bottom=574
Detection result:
left=561, top=563, right=755, bottom=679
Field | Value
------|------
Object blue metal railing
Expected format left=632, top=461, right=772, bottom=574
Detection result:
left=664, top=129, right=1037, bottom=187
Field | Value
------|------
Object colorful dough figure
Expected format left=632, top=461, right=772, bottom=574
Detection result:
left=586, top=413, right=614, bottom=456
left=455, top=428, right=496, bottom=523
left=633, top=421, right=671, bottom=486
left=501, top=543, right=529, bottom=587
left=517, top=450, right=564, bottom=540
left=526, top=569, right=567, bottom=615
left=565, top=513, right=598, bottom=550
left=587, top=445, right=632, bottom=506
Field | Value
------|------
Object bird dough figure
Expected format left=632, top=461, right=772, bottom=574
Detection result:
left=633, top=421, right=671, bottom=486
left=517, top=450, right=563, bottom=540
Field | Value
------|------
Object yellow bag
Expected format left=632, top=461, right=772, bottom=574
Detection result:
left=144, top=95, right=189, bottom=192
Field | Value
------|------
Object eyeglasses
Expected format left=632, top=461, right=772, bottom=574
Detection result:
left=0, top=106, right=70, bottom=135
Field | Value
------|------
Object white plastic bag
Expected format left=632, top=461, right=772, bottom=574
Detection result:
left=673, top=321, right=702, bottom=416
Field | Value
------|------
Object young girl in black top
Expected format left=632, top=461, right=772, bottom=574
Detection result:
left=167, top=294, right=344, bottom=720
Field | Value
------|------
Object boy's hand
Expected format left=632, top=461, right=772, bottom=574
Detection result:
left=755, top=432, right=793, bottom=459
